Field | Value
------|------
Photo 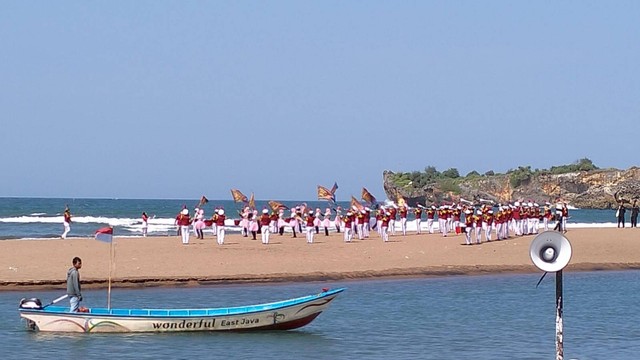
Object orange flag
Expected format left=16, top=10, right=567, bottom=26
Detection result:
left=351, top=196, right=364, bottom=212
left=268, top=200, right=289, bottom=211
left=249, top=192, right=256, bottom=210
left=231, top=189, right=248, bottom=203
left=361, top=187, right=376, bottom=205
left=317, top=185, right=335, bottom=202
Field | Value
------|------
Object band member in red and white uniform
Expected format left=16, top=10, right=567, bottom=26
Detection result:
left=438, top=205, right=448, bottom=237
left=343, top=211, right=354, bottom=242
left=259, top=209, right=271, bottom=244
left=452, top=205, right=462, bottom=235
left=356, top=210, right=365, bottom=240
left=512, top=202, right=522, bottom=236
left=426, top=206, right=436, bottom=234
left=483, top=210, right=494, bottom=242
left=388, top=206, right=397, bottom=236
left=363, top=207, right=372, bottom=238
left=381, top=211, right=390, bottom=242
left=176, top=208, right=192, bottom=245
left=414, top=206, right=423, bottom=235
left=543, top=202, right=552, bottom=231
left=376, top=207, right=384, bottom=236
left=463, top=209, right=473, bottom=245
left=398, top=204, right=408, bottom=236
left=305, top=211, right=315, bottom=244
left=215, top=209, right=226, bottom=245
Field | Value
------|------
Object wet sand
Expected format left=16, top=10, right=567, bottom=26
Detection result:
left=2, top=228, right=639, bottom=291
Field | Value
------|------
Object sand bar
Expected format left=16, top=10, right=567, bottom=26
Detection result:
left=2, top=228, right=639, bottom=291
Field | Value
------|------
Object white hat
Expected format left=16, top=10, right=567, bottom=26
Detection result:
left=528, top=202, right=533, bottom=207
left=218, top=209, right=224, bottom=215
left=181, top=209, right=188, bottom=215
left=262, top=209, right=269, bottom=214
left=488, top=210, right=493, bottom=214
left=476, top=210, right=482, bottom=214
left=464, top=210, right=472, bottom=214
left=514, top=202, right=520, bottom=206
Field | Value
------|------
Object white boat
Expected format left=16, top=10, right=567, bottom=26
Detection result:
left=18, top=288, right=344, bottom=333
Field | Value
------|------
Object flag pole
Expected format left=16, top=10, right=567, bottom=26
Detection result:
left=108, top=238, right=113, bottom=309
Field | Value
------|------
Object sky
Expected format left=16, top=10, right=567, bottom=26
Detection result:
left=1, top=1, right=639, bottom=201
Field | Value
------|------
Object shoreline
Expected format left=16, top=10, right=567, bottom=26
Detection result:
left=2, top=228, right=639, bottom=292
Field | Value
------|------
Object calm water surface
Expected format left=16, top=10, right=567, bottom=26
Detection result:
left=2, top=271, right=640, bottom=359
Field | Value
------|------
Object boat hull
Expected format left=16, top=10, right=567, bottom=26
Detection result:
left=19, top=288, right=343, bottom=333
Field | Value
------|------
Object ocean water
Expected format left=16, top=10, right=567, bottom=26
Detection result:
left=0, top=197, right=626, bottom=240
left=3, top=272, right=640, bottom=359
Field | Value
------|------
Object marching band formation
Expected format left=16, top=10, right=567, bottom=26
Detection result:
left=171, top=197, right=570, bottom=246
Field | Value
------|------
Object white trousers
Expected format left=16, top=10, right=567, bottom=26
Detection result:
left=62, top=222, right=70, bottom=239
left=261, top=226, right=270, bottom=244
left=217, top=227, right=225, bottom=245
left=180, top=225, right=190, bottom=244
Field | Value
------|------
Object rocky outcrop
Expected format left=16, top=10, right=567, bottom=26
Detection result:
left=383, top=167, right=640, bottom=209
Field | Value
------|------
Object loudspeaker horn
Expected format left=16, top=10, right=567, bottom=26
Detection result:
left=529, top=231, right=572, bottom=272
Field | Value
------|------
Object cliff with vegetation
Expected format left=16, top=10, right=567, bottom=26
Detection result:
left=383, top=159, right=640, bottom=209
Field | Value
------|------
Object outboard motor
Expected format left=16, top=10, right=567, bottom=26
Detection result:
left=19, top=298, right=43, bottom=310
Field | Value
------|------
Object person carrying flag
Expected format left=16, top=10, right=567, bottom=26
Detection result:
left=61, top=206, right=72, bottom=239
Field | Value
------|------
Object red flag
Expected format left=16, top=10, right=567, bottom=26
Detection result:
left=95, top=226, right=113, bottom=243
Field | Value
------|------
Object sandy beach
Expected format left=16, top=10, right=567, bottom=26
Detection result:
left=2, top=228, right=639, bottom=291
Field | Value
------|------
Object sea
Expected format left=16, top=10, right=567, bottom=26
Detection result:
left=3, top=274, right=640, bottom=359
left=0, top=197, right=625, bottom=240
left=1, top=198, right=638, bottom=359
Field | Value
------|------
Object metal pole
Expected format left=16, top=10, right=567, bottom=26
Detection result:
left=108, top=239, right=112, bottom=310
left=555, top=270, right=564, bottom=360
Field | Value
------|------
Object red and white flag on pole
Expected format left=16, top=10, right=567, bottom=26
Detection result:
left=95, top=227, right=113, bottom=243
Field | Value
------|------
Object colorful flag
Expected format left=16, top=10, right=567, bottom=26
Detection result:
left=95, top=226, right=113, bottom=243
left=351, top=196, right=364, bottom=212
left=268, top=200, right=289, bottom=211
left=330, top=182, right=339, bottom=194
left=200, top=196, right=209, bottom=205
left=317, top=185, right=336, bottom=202
left=361, top=187, right=377, bottom=205
left=231, top=189, right=248, bottom=203
left=249, top=192, right=256, bottom=210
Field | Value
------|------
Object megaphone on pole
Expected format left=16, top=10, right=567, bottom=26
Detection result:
left=530, top=231, right=572, bottom=360
left=530, top=231, right=572, bottom=272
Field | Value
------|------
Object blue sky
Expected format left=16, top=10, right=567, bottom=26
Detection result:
left=1, top=1, right=638, bottom=201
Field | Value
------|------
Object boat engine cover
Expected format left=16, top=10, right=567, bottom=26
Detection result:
left=19, top=298, right=43, bottom=309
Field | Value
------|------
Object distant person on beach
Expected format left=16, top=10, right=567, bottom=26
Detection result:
left=616, top=202, right=626, bottom=228
left=66, top=257, right=82, bottom=312
left=141, top=212, right=149, bottom=237
left=61, top=206, right=71, bottom=239
left=561, top=203, right=569, bottom=233
left=176, top=208, right=192, bottom=244
left=215, top=209, right=226, bottom=245
left=630, top=200, right=639, bottom=228
left=259, top=209, right=271, bottom=244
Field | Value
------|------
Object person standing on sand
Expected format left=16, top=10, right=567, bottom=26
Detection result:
left=61, top=206, right=72, bottom=239
left=141, top=212, right=149, bottom=237
left=176, top=208, right=192, bottom=244
left=305, top=210, right=315, bottom=244
left=259, top=209, right=271, bottom=244
left=561, top=202, right=569, bottom=233
left=616, top=202, right=626, bottom=228
left=66, top=257, right=82, bottom=312
left=631, top=200, right=639, bottom=228
left=215, top=209, right=226, bottom=244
